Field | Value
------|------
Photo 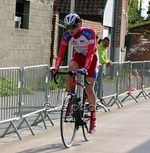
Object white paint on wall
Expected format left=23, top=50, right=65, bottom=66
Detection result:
left=103, top=0, right=115, bottom=27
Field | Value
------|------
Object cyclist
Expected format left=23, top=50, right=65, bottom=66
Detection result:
left=50, top=13, right=99, bottom=134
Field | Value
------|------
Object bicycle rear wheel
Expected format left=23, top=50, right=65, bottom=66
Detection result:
left=60, top=96, right=76, bottom=148
left=82, top=100, right=92, bottom=141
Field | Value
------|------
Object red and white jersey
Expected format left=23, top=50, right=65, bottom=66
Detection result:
left=69, top=35, right=91, bottom=56
left=55, top=27, right=98, bottom=70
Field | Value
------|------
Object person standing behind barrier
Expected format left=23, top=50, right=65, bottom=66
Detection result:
left=96, top=37, right=112, bottom=108
left=98, top=37, right=111, bottom=67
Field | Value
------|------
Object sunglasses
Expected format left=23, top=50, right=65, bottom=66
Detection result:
left=66, top=24, right=78, bottom=30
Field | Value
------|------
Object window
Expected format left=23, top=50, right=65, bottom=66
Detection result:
left=15, top=0, right=30, bottom=29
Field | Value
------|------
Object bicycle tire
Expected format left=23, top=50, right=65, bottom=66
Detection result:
left=60, top=96, right=77, bottom=148
left=82, top=98, right=92, bottom=141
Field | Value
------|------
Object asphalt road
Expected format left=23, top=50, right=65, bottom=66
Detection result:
left=0, top=98, right=150, bottom=153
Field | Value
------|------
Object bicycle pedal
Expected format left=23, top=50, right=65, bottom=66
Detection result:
left=84, top=114, right=90, bottom=118
left=83, top=114, right=90, bottom=122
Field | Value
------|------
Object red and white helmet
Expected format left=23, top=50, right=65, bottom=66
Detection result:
left=64, top=13, right=81, bottom=26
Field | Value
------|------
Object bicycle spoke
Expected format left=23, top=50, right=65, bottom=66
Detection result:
left=60, top=96, right=76, bottom=148
left=82, top=101, right=92, bottom=141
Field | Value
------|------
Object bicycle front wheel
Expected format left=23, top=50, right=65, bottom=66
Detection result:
left=82, top=101, right=92, bottom=141
left=60, top=96, right=77, bottom=148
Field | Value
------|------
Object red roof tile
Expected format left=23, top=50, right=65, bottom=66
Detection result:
left=54, top=0, right=106, bottom=16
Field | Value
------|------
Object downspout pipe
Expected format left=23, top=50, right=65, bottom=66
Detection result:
left=112, top=0, right=119, bottom=62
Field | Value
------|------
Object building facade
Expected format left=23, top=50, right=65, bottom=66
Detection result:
left=51, top=0, right=107, bottom=66
left=0, top=0, right=129, bottom=67
left=111, top=0, right=129, bottom=62
left=0, top=0, right=54, bottom=67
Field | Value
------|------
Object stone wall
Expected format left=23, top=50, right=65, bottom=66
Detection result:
left=0, top=0, right=54, bottom=67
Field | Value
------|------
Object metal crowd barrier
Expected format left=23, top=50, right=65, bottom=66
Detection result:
left=0, top=65, right=54, bottom=140
left=96, top=61, right=150, bottom=108
left=0, top=67, right=22, bottom=139
left=48, top=66, right=68, bottom=109
left=143, top=61, right=150, bottom=97
left=96, top=63, right=121, bottom=108
left=20, top=65, right=54, bottom=133
left=0, top=61, right=150, bottom=140
left=117, top=61, right=138, bottom=104
left=135, top=61, right=150, bottom=99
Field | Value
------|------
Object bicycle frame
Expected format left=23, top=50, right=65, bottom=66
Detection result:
left=53, top=71, right=91, bottom=148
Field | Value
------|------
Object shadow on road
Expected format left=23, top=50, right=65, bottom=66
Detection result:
left=128, top=139, right=150, bottom=153
left=16, top=143, right=65, bottom=153
left=16, top=141, right=82, bottom=153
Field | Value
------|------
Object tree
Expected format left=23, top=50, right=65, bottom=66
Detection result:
left=146, top=1, right=150, bottom=20
left=128, top=0, right=144, bottom=25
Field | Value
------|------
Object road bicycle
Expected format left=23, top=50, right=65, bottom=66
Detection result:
left=53, top=71, right=91, bottom=148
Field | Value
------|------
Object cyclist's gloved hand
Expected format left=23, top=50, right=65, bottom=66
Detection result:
left=50, top=68, right=58, bottom=77
left=77, top=68, right=88, bottom=75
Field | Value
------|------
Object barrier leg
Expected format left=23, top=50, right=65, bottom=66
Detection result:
left=0, top=121, right=22, bottom=140
left=17, top=118, right=35, bottom=136
left=136, top=90, right=150, bottom=99
left=96, top=99, right=110, bottom=112
left=31, top=111, right=54, bottom=127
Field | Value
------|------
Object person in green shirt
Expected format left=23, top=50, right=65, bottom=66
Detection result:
left=98, top=37, right=112, bottom=67
left=96, top=37, right=111, bottom=112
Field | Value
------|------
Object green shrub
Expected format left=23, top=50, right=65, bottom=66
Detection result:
left=0, top=77, right=33, bottom=96
left=50, top=69, right=67, bottom=90
left=0, top=78, right=19, bottom=96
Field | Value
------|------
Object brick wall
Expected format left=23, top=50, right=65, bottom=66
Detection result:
left=126, top=34, right=150, bottom=61
left=111, top=0, right=128, bottom=62
left=50, top=13, right=59, bottom=67
left=115, top=0, right=128, bottom=47
left=0, top=0, right=54, bottom=67
left=82, top=20, right=103, bottom=38
left=126, top=22, right=150, bottom=61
